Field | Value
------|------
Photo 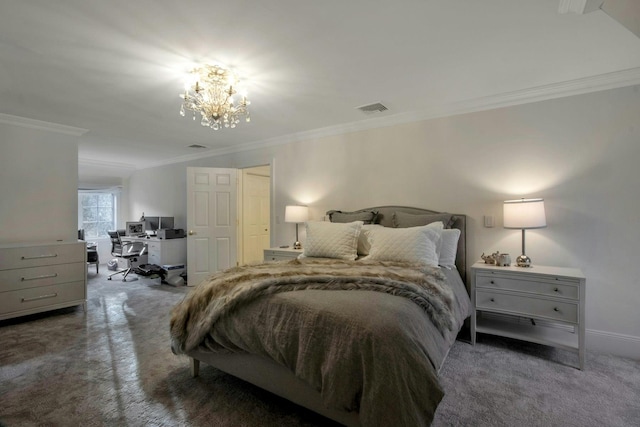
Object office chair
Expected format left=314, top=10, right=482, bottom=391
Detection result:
left=78, top=229, right=99, bottom=274
left=107, top=230, right=146, bottom=282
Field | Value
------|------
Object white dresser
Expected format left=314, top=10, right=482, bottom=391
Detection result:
left=264, top=247, right=303, bottom=261
left=0, top=241, right=87, bottom=321
left=470, top=262, right=586, bottom=369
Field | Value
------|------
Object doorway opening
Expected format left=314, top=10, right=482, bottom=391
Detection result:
left=238, top=165, right=271, bottom=265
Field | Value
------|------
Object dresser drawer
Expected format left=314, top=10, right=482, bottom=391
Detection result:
left=0, top=262, right=86, bottom=292
left=475, top=274, right=579, bottom=300
left=0, top=243, right=85, bottom=270
left=0, top=281, right=86, bottom=317
left=476, top=290, right=578, bottom=323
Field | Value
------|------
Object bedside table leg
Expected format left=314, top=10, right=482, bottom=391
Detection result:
left=470, top=309, right=477, bottom=345
left=190, top=358, right=200, bottom=377
left=578, top=326, right=585, bottom=370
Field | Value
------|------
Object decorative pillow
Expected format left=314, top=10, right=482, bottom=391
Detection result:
left=392, top=211, right=456, bottom=229
left=357, top=224, right=383, bottom=256
left=439, top=228, right=461, bottom=268
left=327, top=210, right=378, bottom=224
left=304, top=221, right=363, bottom=260
left=363, top=225, right=442, bottom=266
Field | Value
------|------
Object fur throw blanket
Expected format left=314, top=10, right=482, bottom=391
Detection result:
left=170, top=258, right=455, bottom=354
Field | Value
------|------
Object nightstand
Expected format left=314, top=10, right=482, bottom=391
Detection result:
left=470, top=262, right=586, bottom=369
left=264, top=247, right=303, bottom=262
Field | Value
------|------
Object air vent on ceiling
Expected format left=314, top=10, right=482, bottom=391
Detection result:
left=188, top=144, right=208, bottom=149
left=356, top=102, right=388, bottom=114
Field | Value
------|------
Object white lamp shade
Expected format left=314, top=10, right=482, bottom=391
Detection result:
left=285, top=205, right=309, bottom=223
left=503, top=198, right=547, bottom=229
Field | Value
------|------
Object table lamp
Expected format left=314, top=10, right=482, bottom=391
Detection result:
left=503, top=198, right=546, bottom=267
left=285, top=205, right=309, bottom=249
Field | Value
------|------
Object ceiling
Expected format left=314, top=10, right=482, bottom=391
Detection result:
left=1, top=0, right=640, bottom=181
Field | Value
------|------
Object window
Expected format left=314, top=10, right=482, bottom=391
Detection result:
left=79, top=192, right=117, bottom=239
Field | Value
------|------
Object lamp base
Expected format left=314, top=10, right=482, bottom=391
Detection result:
left=293, top=241, right=302, bottom=250
left=516, top=255, right=531, bottom=267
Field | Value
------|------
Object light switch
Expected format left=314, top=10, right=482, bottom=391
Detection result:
left=484, top=215, right=495, bottom=228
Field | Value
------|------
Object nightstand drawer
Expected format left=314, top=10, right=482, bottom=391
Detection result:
left=264, top=248, right=302, bottom=262
left=475, top=274, right=579, bottom=300
left=476, top=290, right=578, bottom=323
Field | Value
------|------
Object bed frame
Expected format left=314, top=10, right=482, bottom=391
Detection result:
left=186, top=206, right=467, bottom=427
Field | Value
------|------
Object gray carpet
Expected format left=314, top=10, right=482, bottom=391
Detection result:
left=1, top=269, right=638, bottom=426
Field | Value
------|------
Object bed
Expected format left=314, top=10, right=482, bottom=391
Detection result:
left=170, top=206, right=471, bottom=426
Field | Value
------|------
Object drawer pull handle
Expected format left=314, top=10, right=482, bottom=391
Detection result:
left=554, top=287, right=559, bottom=292
left=553, top=307, right=560, bottom=312
left=21, top=293, right=58, bottom=303
left=21, top=253, right=58, bottom=260
left=490, top=298, right=495, bottom=302
left=490, top=280, right=495, bottom=284
left=21, top=273, right=58, bottom=281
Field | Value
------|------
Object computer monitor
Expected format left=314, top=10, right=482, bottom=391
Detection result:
left=126, top=221, right=145, bottom=236
left=159, top=216, right=174, bottom=230
left=144, top=216, right=159, bottom=234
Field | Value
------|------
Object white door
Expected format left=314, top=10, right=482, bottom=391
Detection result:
left=186, top=167, right=238, bottom=287
left=242, top=171, right=271, bottom=264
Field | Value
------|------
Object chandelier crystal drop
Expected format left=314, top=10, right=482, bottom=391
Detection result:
left=179, top=64, right=250, bottom=130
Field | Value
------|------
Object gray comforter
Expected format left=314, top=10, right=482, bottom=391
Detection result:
left=170, top=258, right=471, bottom=426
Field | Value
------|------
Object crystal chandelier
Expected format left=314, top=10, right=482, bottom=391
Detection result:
left=179, top=64, right=250, bottom=130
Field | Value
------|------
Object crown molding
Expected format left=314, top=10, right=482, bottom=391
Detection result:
left=78, top=158, right=136, bottom=172
left=0, top=113, right=89, bottom=136
left=99, top=67, right=640, bottom=170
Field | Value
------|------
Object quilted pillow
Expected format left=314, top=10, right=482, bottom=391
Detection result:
left=304, top=221, right=363, bottom=260
left=439, top=228, right=461, bottom=268
left=363, top=224, right=442, bottom=266
left=327, top=210, right=378, bottom=224
left=357, top=224, right=383, bottom=256
left=392, top=211, right=456, bottom=229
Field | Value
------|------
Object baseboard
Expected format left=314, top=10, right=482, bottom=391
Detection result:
left=480, top=313, right=640, bottom=360
left=586, top=329, right=640, bottom=360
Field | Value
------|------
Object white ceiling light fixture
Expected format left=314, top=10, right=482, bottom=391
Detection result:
left=558, top=0, right=603, bottom=14
left=179, top=64, right=251, bottom=131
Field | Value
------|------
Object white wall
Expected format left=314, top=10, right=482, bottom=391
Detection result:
left=0, top=120, right=80, bottom=244
left=128, top=84, right=640, bottom=358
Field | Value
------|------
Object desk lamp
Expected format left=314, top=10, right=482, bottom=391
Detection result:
left=503, top=198, right=546, bottom=267
left=285, top=205, right=309, bottom=249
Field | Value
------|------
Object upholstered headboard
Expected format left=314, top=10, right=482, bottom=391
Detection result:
left=326, top=206, right=467, bottom=283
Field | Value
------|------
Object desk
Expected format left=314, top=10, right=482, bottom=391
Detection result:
left=86, top=242, right=99, bottom=273
left=124, top=236, right=187, bottom=267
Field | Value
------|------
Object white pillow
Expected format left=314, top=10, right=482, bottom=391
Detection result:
left=439, top=228, right=461, bottom=268
left=358, top=224, right=383, bottom=256
left=303, top=221, right=363, bottom=260
left=425, top=221, right=444, bottom=259
left=363, top=225, right=442, bottom=266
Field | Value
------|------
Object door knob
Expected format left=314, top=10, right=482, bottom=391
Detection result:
left=188, top=230, right=196, bottom=235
